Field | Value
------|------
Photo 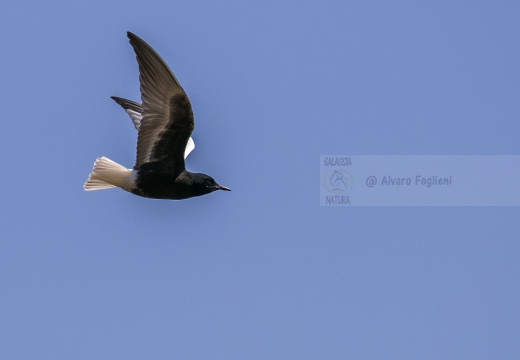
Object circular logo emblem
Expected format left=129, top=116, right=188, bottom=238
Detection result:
left=323, top=169, right=353, bottom=194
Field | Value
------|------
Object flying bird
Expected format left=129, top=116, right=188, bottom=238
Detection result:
left=84, top=32, right=230, bottom=199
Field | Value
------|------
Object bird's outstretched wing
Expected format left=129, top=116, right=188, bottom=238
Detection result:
left=127, top=32, right=194, bottom=171
left=111, top=96, right=195, bottom=158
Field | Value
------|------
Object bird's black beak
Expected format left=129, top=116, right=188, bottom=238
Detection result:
left=215, top=184, right=231, bottom=191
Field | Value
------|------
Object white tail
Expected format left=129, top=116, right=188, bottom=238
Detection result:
left=84, top=157, right=135, bottom=191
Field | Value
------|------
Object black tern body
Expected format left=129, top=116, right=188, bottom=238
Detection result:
left=84, top=32, right=230, bottom=199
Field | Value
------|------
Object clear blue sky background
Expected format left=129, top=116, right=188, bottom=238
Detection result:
left=1, top=1, right=520, bottom=359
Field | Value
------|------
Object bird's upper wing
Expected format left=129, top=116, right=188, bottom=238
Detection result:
left=127, top=32, right=194, bottom=170
left=111, top=96, right=195, bottom=158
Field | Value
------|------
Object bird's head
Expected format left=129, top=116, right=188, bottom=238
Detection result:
left=194, top=173, right=231, bottom=194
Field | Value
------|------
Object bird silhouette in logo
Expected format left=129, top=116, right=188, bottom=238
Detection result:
left=84, top=32, right=230, bottom=199
left=328, top=170, right=349, bottom=193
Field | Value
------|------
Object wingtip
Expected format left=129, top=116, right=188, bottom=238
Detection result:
left=127, top=31, right=140, bottom=42
left=111, top=96, right=123, bottom=106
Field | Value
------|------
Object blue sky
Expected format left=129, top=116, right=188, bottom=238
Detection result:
left=1, top=1, right=520, bottom=359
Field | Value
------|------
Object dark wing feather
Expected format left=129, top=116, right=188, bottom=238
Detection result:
left=127, top=32, right=194, bottom=172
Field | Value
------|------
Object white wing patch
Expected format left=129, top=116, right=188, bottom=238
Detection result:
left=185, top=137, right=195, bottom=158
